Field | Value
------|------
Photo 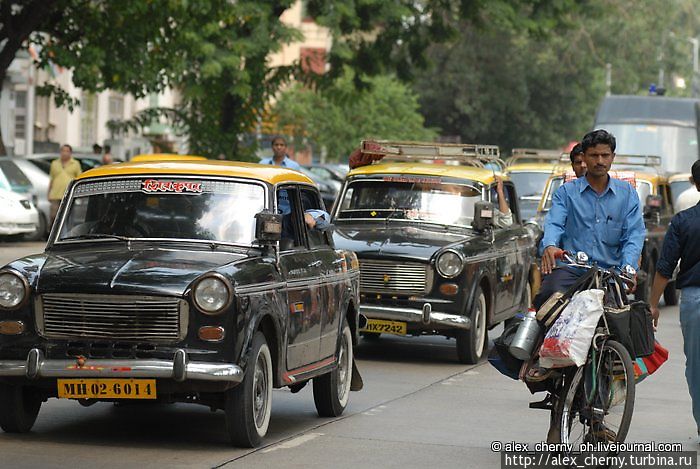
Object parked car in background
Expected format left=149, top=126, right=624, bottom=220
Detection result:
left=0, top=158, right=361, bottom=447
left=25, top=153, right=123, bottom=175
left=0, top=187, right=39, bottom=238
left=297, top=166, right=339, bottom=211
left=0, top=158, right=44, bottom=240
left=303, top=165, right=345, bottom=191
left=4, top=158, right=51, bottom=239
left=332, top=141, right=538, bottom=364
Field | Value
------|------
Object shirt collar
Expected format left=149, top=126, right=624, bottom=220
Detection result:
left=578, top=174, right=616, bottom=195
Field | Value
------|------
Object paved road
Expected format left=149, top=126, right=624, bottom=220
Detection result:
left=0, top=242, right=696, bottom=468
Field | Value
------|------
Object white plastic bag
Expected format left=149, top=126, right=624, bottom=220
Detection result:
left=538, top=289, right=604, bottom=368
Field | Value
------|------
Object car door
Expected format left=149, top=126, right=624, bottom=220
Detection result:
left=277, top=185, right=323, bottom=371
left=504, top=182, right=532, bottom=310
left=299, top=186, right=343, bottom=360
left=488, top=182, right=520, bottom=315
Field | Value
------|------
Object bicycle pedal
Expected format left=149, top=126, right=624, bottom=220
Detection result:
left=529, top=399, right=553, bottom=410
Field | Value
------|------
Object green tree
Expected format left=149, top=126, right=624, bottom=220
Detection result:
left=273, top=69, right=436, bottom=160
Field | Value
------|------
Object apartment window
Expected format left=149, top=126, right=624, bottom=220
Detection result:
left=80, top=92, right=98, bottom=148
left=109, top=95, right=124, bottom=121
left=14, top=90, right=27, bottom=139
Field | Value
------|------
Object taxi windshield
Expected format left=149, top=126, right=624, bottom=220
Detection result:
left=57, top=178, right=265, bottom=245
left=337, top=178, right=483, bottom=227
left=509, top=171, right=552, bottom=220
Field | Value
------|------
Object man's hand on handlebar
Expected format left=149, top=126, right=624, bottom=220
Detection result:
left=541, top=246, right=564, bottom=275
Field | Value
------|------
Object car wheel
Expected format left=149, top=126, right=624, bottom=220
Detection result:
left=0, top=383, right=42, bottom=433
left=225, top=331, right=273, bottom=447
left=456, top=286, right=488, bottom=364
left=664, top=281, right=679, bottom=306
left=313, top=319, right=353, bottom=417
left=635, top=258, right=655, bottom=302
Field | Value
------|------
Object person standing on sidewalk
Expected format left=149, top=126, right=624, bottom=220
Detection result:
left=48, top=144, right=82, bottom=225
left=650, top=159, right=700, bottom=438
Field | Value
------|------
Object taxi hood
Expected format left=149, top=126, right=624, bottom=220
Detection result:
left=332, top=222, right=471, bottom=261
left=34, top=246, right=244, bottom=296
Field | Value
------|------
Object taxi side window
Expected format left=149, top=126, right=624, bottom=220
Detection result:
left=660, top=183, right=673, bottom=215
left=277, top=186, right=304, bottom=251
left=300, top=188, right=330, bottom=248
left=505, top=183, right=520, bottom=223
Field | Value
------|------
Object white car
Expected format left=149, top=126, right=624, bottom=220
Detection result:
left=0, top=188, right=39, bottom=236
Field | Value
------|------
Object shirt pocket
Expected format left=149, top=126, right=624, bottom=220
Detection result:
left=602, top=221, right=623, bottom=246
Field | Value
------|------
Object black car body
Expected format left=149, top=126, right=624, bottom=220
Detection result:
left=0, top=159, right=361, bottom=447
left=332, top=158, right=537, bottom=364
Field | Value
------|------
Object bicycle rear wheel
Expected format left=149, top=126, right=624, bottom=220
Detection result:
left=560, top=339, right=635, bottom=447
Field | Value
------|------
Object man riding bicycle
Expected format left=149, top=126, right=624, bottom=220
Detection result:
left=533, top=129, right=646, bottom=442
left=535, top=129, right=646, bottom=310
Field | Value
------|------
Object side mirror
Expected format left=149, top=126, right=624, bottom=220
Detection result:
left=472, top=201, right=495, bottom=232
left=255, top=210, right=282, bottom=244
left=524, top=219, right=543, bottom=245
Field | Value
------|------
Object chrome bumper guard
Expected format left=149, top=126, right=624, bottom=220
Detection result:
left=360, top=304, right=471, bottom=330
left=0, top=348, right=243, bottom=383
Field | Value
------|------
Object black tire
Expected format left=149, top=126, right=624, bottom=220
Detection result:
left=225, top=331, right=273, bottom=447
left=635, top=258, right=655, bottom=302
left=456, top=286, right=488, bottom=364
left=560, top=339, right=635, bottom=447
left=313, top=319, right=353, bottom=417
left=0, top=383, right=42, bottom=433
left=664, top=281, right=679, bottom=306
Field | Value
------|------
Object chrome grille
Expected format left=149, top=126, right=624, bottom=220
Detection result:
left=37, top=294, right=187, bottom=342
left=359, top=260, right=430, bottom=295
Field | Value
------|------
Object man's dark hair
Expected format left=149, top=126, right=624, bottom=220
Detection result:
left=104, top=145, right=111, bottom=153
left=581, top=129, right=616, bottom=153
left=61, top=144, right=73, bottom=152
left=569, top=143, right=583, bottom=163
left=92, top=143, right=102, bottom=154
left=691, top=160, right=700, bottom=185
left=270, top=136, right=286, bottom=147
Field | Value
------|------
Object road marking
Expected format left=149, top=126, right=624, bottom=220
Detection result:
left=261, top=432, right=323, bottom=453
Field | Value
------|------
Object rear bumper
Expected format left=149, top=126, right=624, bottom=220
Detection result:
left=360, top=303, right=471, bottom=330
left=0, top=348, right=243, bottom=383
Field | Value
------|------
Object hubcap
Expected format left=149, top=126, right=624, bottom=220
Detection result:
left=474, top=293, right=486, bottom=354
left=253, top=352, right=269, bottom=429
left=337, top=333, right=349, bottom=400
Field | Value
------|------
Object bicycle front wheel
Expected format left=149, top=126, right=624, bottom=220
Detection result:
left=560, top=339, right=635, bottom=447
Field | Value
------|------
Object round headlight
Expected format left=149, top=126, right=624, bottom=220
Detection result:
left=193, top=275, right=231, bottom=314
left=0, top=271, right=27, bottom=309
left=436, top=251, right=464, bottom=278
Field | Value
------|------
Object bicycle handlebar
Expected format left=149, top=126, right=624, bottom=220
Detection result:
left=558, top=250, right=636, bottom=288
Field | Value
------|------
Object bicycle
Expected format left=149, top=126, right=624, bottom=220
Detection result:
left=537, top=251, right=637, bottom=447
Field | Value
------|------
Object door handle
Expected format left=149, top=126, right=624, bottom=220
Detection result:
left=309, top=260, right=322, bottom=267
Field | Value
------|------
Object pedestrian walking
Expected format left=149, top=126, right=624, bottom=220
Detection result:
left=48, top=144, right=82, bottom=225
left=649, top=160, right=700, bottom=439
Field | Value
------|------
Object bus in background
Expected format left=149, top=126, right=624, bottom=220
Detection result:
left=593, top=95, right=700, bottom=173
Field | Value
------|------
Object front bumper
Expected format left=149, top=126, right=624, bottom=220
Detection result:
left=360, top=303, right=471, bottom=330
left=0, top=348, right=243, bottom=383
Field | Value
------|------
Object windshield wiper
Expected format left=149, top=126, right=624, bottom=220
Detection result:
left=60, top=233, right=132, bottom=242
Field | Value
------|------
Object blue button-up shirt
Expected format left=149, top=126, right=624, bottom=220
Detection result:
left=259, top=155, right=301, bottom=170
left=657, top=202, right=700, bottom=288
left=540, top=176, right=646, bottom=269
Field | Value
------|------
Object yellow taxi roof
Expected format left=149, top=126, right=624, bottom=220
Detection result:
left=76, top=160, right=314, bottom=185
left=669, top=172, right=691, bottom=182
left=130, top=154, right=208, bottom=162
left=348, top=162, right=505, bottom=184
left=506, top=162, right=567, bottom=173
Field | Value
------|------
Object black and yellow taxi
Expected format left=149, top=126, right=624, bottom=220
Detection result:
left=332, top=141, right=538, bottom=364
left=536, top=155, right=677, bottom=304
left=505, top=148, right=567, bottom=222
left=0, top=158, right=361, bottom=447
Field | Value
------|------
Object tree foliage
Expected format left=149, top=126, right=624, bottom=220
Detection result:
left=272, top=69, right=436, bottom=160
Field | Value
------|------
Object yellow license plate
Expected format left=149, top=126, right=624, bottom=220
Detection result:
left=361, top=319, right=407, bottom=335
left=57, top=379, right=157, bottom=399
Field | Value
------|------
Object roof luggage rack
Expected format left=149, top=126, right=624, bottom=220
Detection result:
left=361, top=140, right=505, bottom=169
left=507, top=148, right=565, bottom=166
left=610, top=154, right=662, bottom=170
